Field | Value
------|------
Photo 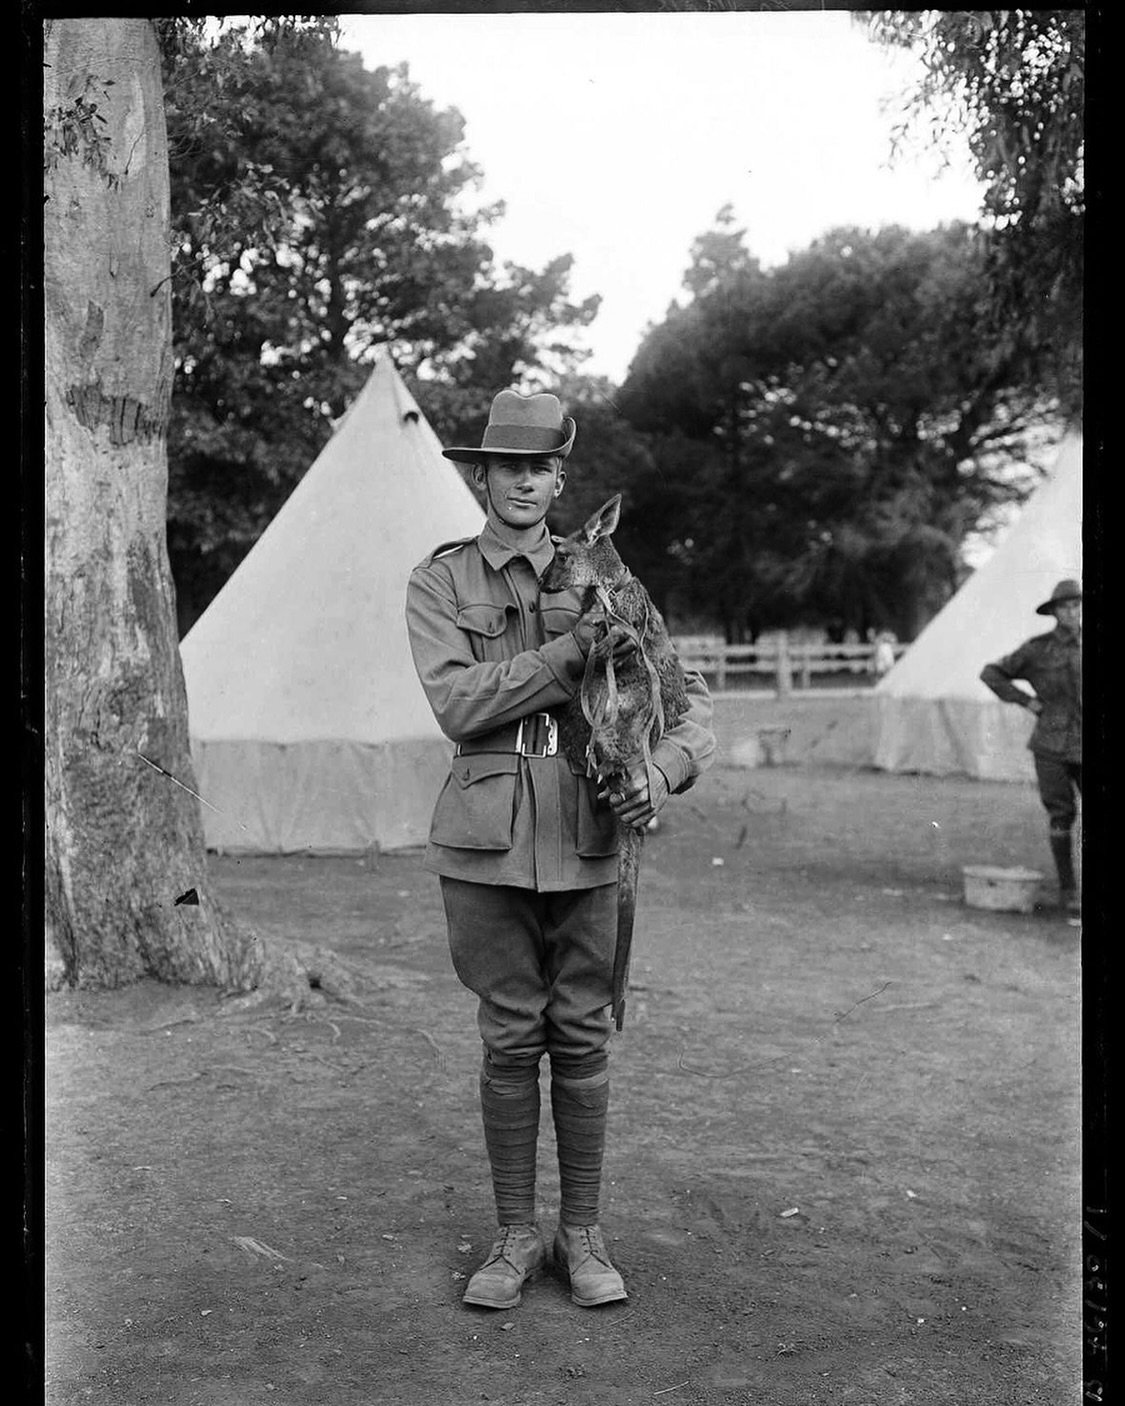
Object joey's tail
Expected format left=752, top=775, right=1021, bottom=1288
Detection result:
left=612, top=826, right=644, bottom=1031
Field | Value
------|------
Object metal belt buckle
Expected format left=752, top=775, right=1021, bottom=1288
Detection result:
left=516, top=712, right=558, bottom=757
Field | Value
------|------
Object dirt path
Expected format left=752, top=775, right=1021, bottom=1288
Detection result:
left=45, top=763, right=1083, bottom=1405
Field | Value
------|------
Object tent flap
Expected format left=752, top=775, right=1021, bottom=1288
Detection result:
left=192, top=737, right=453, bottom=854
left=872, top=696, right=1036, bottom=782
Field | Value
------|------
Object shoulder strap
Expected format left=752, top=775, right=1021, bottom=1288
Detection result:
left=424, top=535, right=477, bottom=566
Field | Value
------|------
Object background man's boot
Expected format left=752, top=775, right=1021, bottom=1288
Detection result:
left=1049, top=830, right=1079, bottom=913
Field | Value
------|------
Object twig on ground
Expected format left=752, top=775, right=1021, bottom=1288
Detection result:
left=337, top=1060, right=373, bottom=1083
left=145, top=1073, right=203, bottom=1091
left=297, top=1012, right=343, bottom=1041
left=292, top=1048, right=350, bottom=1076
left=145, top=1065, right=257, bottom=1092
left=231, top=1235, right=289, bottom=1263
left=414, top=1028, right=448, bottom=1073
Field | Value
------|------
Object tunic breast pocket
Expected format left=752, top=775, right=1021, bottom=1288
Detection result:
left=430, top=752, right=521, bottom=851
left=538, top=588, right=584, bottom=640
left=1036, top=654, right=1069, bottom=691
left=456, top=603, right=516, bottom=660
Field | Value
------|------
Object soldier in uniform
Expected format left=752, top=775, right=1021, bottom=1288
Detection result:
left=980, top=579, right=1082, bottom=913
left=405, top=389, right=714, bottom=1309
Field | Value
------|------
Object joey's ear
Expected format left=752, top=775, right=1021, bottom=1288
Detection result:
left=581, top=494, right=622, bottom=544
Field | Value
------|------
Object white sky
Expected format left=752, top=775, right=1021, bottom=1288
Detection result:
left=337, top=10, right=987, bottom=384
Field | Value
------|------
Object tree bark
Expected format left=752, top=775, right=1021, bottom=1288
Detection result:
left=44, top=18, right=261, bottom=989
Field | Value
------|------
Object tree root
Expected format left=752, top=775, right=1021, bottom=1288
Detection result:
left=220, top=940, right=365, bottom=1015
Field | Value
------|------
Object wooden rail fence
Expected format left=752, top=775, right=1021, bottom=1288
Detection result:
left=672, top=635, right=907, bottom=694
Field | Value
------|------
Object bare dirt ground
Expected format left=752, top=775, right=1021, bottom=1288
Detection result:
left=44, top=700, right=1086, bottom=1405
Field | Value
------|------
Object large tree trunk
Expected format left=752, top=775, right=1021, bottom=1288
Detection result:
left=44, top=18, right=260, bottom=989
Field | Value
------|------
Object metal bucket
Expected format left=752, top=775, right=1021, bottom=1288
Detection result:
left=962, top=865, right=1045, bottom=913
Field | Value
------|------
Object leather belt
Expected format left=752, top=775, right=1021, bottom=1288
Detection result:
left=455, top=712, right=559, bottom=758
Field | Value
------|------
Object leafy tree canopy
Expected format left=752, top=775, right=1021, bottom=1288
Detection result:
left=859, top=9, right=1083, bottom=412
left=616, top=210, right=1058, bottom=641
left=163, top=23, right=598, bottom=632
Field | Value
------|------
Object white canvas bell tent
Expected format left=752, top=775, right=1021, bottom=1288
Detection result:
left=871, top=432, right=1083, bottom=782
left=180, top=351, right=485, bottom=852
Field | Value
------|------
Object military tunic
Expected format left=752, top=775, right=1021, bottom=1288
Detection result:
left=405, top=520, right=715, bottom=893
left=980, top=625, right=1082, bottom=762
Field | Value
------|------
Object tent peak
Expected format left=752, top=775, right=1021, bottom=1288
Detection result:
left=385, top=357, right=424, bottom=428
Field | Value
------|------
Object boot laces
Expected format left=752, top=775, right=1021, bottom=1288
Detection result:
left=569, top=1225, right=610, bottom=1263
left=487, top=1223, right=536, bottom=1268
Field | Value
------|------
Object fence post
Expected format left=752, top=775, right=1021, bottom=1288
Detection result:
left=776, top=631, right=792, bottom=697
left=799, top=644, right=811, bottom=691
left=716, top=645, right=726, bottom=693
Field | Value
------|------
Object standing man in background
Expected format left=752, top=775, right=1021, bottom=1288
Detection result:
left=405, top=389, right=715, bottom=1311
left=981, top=579, right=1082, bottom=913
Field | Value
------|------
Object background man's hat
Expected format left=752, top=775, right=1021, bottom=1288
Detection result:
left=1035, top=578, right=1082, bottom=615
left=442, top=390, right=576, bottom=464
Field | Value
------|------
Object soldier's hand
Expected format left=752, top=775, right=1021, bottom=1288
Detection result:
left=599, top=760, right=670, bottom=830
left=571, top=608, right=607, bottom=657
left=599, top=623, right=638, bottom=664
left=572, top=612, right=636, bottom=663
left=1025, top=697, right=1044, bottom=716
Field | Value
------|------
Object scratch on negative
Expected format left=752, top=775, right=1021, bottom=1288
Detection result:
left=677, top=981, right=894, bottom=1080
left=135, top=751, right=247, bottom=829
left=833, top=980, right=892, bottom=1024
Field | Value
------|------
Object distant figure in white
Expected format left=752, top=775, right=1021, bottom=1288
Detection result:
left=872, top=630, right=897, bottom=679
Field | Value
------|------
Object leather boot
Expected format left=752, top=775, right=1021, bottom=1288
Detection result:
left=553, top=1224, right=628, bottom=1307
left=1049, top=832, right=1079, bottom=913
left=462, top=1224, right=546, bottom=1309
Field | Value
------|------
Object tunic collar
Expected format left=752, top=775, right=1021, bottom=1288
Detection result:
left=478, top=519, right=557, bottom=577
